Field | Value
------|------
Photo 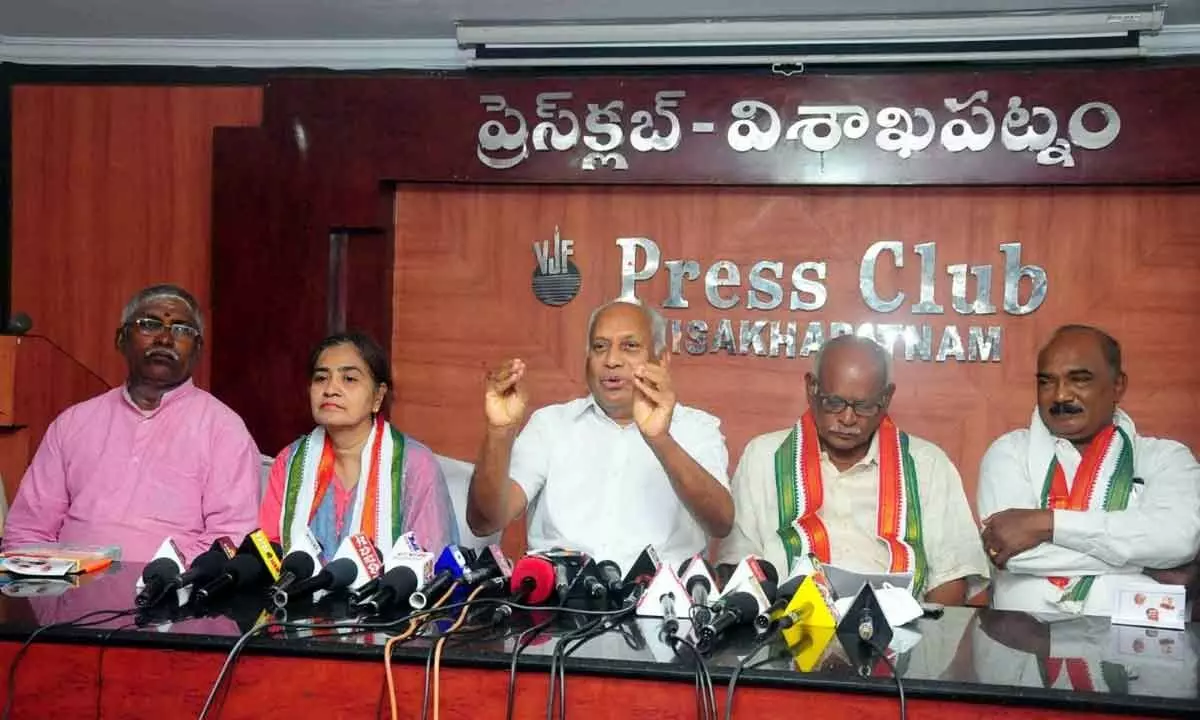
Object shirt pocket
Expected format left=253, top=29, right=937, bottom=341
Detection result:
left=141, top=462, right=206, bottom=527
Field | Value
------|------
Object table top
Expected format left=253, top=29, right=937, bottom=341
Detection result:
left=1, top=563, right=1196, bottom=716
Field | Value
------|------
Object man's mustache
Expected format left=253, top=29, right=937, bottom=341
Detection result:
left=1049, top=402, right=1084, bottom=416
left=144, top=348, right=180, bottom=362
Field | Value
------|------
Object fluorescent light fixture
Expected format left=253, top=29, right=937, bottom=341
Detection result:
left=466, top=47, right=1142, bottom=68
left=458, top=5, right=1165, bottom=67
left=457, top=7, right=1165, bottom=47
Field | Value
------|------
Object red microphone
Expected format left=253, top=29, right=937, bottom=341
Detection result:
left=509, top=555, right=556, bottom=604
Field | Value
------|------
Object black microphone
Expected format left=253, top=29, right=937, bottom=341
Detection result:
left=409, top=569, right=458, bottom=611
left=755, top=575, right=807, bottom=630
left=357, top=567, right=420, bottom=616
left=136, top=557, right=183, bottom=608
left=596, top=561, right=625, bottom=596
left=193, top=552, right=275, bottom=604
left=282, top=557, right=359, bottom=604
left=698, top=592, right=759, bottom=652
left=179, top=543, right=239, bottom=589
left=269, top=551, right=318, bottom=609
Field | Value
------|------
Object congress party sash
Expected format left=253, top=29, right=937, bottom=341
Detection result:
left=774, top=412, right=928, bottom=594
left=1040, top=424, right=1134, bottom=605
left=280, top=415, right=407, bottom=554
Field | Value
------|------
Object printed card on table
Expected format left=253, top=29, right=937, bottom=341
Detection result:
left=1111, top=581, right=1186, bottom=630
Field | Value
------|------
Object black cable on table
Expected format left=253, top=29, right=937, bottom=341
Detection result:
left=721, top=635, right=776, bottom=720
left=94, top=620, right=139, bottom=720
left=546, top=617, right=606, bottom=720
left=2, top=608, right=136, bottom=720
left=870, top=641, right=906, bottom=720
left=504, top=614, right=558, bottom=720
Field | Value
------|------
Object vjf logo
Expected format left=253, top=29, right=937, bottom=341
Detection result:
left=532, top=226, right=582, bottom=306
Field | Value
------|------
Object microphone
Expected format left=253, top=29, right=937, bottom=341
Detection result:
left=284, top=558, right=359, bottom=603
left=509, top=555, right=557, bottom=604
left=409, top=546, right=471, bottom=610
left=697, top=592, right=760, bottom=652
left=595, top=560, right=625, bottom=597
left=357, top=566, right=420, bottom=616
left=836, top=583, right=893, bottom=674
left=192, top=532, right=283, bottom=605
left=277, top=534, right=382, bottom=606
left=269, top=552, right=318, bottom=609
left=756, top=574, right=808, bottom=630
left=660, top=591, right=679, bottom=637
left=460, top=544, right=514, bottom=587
left=351, top=533, right=430, bottom=603
left=136, top=557, right=183, bottom=608
left=268, top=528, right=324, bottom=607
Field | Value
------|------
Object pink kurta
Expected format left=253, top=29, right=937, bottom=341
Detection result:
left=3, top=380, right=262, bottom=562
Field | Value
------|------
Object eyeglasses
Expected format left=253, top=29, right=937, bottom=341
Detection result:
left=131, top=317, right=201, bottom=341
left=810, top=389, right=888, bottom=417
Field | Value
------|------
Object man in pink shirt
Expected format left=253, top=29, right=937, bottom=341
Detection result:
left=2, top=285, right=261, bottom=562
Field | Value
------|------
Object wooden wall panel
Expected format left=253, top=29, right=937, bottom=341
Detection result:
left=391, top=185, right=1200, bottom=509
left=10, top=85, right=263, bottom=394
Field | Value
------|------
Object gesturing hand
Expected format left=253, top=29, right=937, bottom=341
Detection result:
left=631, top=362, right=676, bottom=440
left=484, top=359, right=528, bottom=430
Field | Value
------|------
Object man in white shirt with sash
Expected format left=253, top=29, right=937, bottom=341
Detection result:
left=978, top=325, right=1200, bottom=616
left=717, top=335, right=988, bottom=604
left=465, top=300, right=733, bottom=573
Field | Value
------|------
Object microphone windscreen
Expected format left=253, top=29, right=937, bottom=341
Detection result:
left=281, top=552, right=316, bottom=578
left=382, top=566, right=419, bottom=596
left=686, top=575, right=712, bottom=594
left=726, top=592, right=760, bottom=620
left=142, top=557, right=180, bottom=581
left=758, top=560, right=779, bottom=585
left=511, top=556, right=556, bottom=604
left=228, top=554, right=267, bottom=587
left=325, top=557, right=360, bottom=588
left=760, top=580, right=779, bottom=603
left=778, top=574, right=805, bottom=599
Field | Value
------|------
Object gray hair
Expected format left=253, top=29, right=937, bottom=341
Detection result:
left=586, top=299, right=668, bottom=357
left=121, top=284, right=205, bottom=336
left=812, top=333, right=892, bottom=387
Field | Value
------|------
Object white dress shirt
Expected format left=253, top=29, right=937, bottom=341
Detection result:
left=717, top=427, right=989, bottom=596
left=509, top=397, right=730, bottom=573
left=978, top=409, right=1200, bottom=616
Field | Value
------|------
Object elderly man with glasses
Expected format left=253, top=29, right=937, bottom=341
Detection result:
left=717, top=334, right=988, bottom=604
left=3, top=284, right=261, bottom=561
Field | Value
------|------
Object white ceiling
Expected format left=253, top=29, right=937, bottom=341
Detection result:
left=1, top=0, right=1196, bottom=40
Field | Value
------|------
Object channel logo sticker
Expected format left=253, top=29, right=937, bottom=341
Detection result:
left=532, top=226, right=581, bottom=306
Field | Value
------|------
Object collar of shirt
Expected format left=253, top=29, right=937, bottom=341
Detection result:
left=818, top=429, right=882, bottom=474
left=120, top=378, right=197, bottom=418
left=573, top=395, right=639, bottom=431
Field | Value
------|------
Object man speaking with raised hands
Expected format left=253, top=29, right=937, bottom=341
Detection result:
left=465, top=299, right=732, bottom=572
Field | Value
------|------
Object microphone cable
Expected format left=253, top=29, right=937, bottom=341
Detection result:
left=665, top=633, right=716, bottom=720
left=1, top=608, right=137, bottom=720
left=545, top=617, right=606, bottom=720
left=94, top=619, right=141, bottom=720
left=722, top=634, right=777, bottom=720
left=504, top=614, right=559, bottom=720
left=386, top=581, right=460, bottom=720
left=429, top=584, right=488, bottom=720
left=548, top=603, right=637, bottom=720
left=868, top=640, right=907, bottom=720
